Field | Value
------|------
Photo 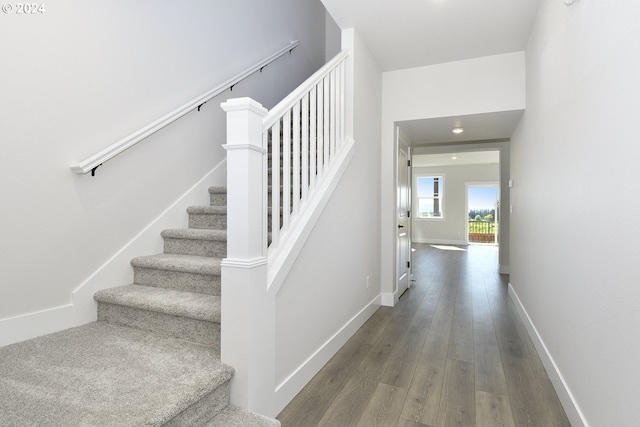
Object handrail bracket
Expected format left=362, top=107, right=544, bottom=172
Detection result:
left=91, top=164, right=102, bottom=177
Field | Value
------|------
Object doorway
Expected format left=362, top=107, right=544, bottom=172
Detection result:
left=466, top=183, right=499, bottom=245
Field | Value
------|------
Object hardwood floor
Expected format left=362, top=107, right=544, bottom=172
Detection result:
left=277, top=243, right=571, bottom=427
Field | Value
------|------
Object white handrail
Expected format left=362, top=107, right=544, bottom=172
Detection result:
left=71, top=40, right=300, bottom=175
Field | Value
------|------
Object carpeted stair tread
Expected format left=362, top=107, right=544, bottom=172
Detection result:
left=187, top=206, right=226, bottom=214
left=0, top=322, right=232, bottom=427
left=208, top=186, right=227, bottom=195
left=188, top=205, right=227, bottom=230
left=161, top=228, right=227, bottom=241
left=94, top=284, right=220, bottom=323
left=131, top=253, right=221, bottom=275
left=162, top=228, right=227, bottom=258
left=205, top=405, right=281, bottom=427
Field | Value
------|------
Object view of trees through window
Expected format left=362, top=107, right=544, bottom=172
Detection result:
left=468, top=186, right=498, bottom=242
left=468, top=208, right=495, bottom=222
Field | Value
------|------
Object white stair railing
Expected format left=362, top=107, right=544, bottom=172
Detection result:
left=263, top=49, right=348, bottom=252
left=220, top=48, right=353, bottom=416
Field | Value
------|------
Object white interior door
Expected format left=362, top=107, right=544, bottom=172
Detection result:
left=396, top=133, right=411, bottom=299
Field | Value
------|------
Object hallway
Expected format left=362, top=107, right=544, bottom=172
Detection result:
left=277, top=244, right=570, bottom=426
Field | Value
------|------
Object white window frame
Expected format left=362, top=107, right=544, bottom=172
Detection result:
left=415, top=174, right=445, bottom=220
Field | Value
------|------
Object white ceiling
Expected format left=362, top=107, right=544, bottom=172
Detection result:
left=413, top=151, right=499, bottom=167
left=321, top=0, right=541, bottom=145
left=400, top=110, right=524, bottom=144
left=321, top=0, right=541, bottom=72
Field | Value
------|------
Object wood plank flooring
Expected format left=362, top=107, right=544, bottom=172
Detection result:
left=277, top=244, right=571, bottom=427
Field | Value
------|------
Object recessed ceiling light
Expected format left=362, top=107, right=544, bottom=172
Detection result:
left=452, top=127, right=464, bottom=134
left=452, top=156, right=457, bottom=160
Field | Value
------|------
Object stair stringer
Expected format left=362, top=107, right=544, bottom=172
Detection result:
left=266, top=137, right=355, bottom=294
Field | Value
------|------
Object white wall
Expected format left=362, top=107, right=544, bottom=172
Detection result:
left=510, top=1, right=640, bottom=426
left=381, top=53, right=525, bottom=301
left=274, top=29, right=382, bottom=412
left=412, top=163, right=499, bottom=244
left=0, top=0, right=330, bottom=345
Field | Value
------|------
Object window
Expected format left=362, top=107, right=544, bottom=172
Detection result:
left=416, top=175, right=444, bottom=218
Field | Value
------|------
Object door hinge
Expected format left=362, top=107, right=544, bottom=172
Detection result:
left=407, top=210, right=411, bottom=218
left=407, top=261, right=411, bottom=269
left=407, top=159, right=411, bottom=167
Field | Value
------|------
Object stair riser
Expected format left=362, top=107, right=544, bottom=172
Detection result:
left=134, top=267, right=220, bottom=295
left=163, top=382, right=230, bottom=427
left=164, top=238, right=227, bottom=258
left=98, top=302, right=220, bottom=350
left=189, top=213, right=227, bottom=230
left=209, top=192, right=227, bottom=207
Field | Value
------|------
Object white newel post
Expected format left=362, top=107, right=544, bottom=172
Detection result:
left=220, top=98, right=275, bottom=416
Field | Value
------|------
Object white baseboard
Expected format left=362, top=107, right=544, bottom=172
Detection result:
left=274, top=293, right=381, bottom=414
left=507, top=283, right=588, bottom=427
left=0, top=304, right=74, bottom=348
left=72, top=160, right=227, bottom=326
left=381, top=292, right=395, bottom=307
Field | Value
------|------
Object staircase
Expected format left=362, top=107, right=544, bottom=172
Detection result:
left=0, top=187, right=280, bottom=427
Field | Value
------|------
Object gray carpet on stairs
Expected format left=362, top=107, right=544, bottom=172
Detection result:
left=0, top=322, right=231, bottom=427
left=0, top=187, right=280, bottom=426
left=206, top=405, right=281, bottom=427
